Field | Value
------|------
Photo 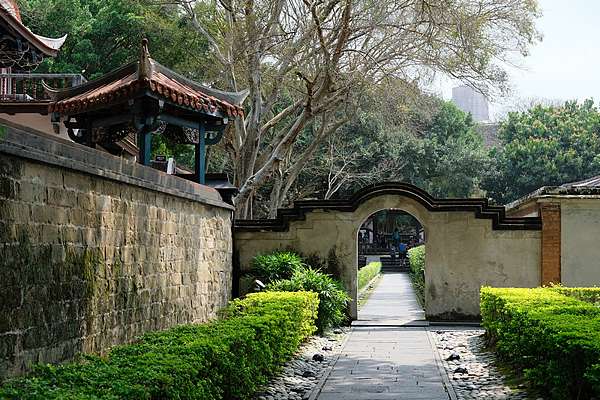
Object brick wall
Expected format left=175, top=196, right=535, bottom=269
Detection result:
left=0, top=127, right=233, bottom=377
left=540, top=203, right=561, bottom=285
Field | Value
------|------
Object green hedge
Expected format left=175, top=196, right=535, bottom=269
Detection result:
left=550, top=286, right=600, bottom=305
left=267, top=267, right=350, bottom=333
left=480, top=287, right=600, bottom=399
left=358, top=262, right=381, bottom=291
left=408, top=245, right=425, bottom=305
left=0, top=291, right=319, bottom=400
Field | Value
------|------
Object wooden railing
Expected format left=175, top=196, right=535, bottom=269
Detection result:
left=0, top=73, right=86, bottom=101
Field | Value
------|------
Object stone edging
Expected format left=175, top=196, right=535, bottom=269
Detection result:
left=428, top=329, right=459, bottom=400
left=0, top=124, right=233, bottom=210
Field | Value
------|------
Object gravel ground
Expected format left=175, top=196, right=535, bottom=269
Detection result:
left=253, top=328, right=348, bottom=400
left=432, top=329, right=543, bottom=400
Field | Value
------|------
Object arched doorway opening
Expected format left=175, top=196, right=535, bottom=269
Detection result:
left=356, top=208, right=427, bottom=322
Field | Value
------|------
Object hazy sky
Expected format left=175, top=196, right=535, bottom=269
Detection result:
left=437, top=0, right=600, bottom=115
left=509, top=0, right=600, bottom=103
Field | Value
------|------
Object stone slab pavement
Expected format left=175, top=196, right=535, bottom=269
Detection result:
left=314, top=272, right=453, bottom=400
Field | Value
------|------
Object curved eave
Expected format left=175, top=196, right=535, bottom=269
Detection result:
left=152, top=61, right=249, bottom=106
left=43, top=62, right=138, bottom=101
left=0, top=10, right=66, bottom=56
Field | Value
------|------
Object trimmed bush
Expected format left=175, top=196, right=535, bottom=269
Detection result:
left=408, top=245, right=425, bottom=305
left=252, top=251, right=304, bottom=283
left=480, top=287, right=600, bottom=399
left=0, top=291, right=319, bottom=400
left=358, top=262, right=381, bottom=291
left=550, top=286, right=600, bottom=306
left=266, top=267, right=350, bottom=333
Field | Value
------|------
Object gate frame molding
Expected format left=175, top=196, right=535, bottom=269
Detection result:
left=235, top=182, right=542, bottom=231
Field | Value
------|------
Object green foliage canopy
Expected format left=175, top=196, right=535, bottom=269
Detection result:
left=302, top=96, right=489, bottom=200
left=20, top=0, right=210, bottom=79
left=482, top=100, right=600, bottom=204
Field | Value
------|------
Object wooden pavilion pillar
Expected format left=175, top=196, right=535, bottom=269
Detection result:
left=137, top=128, right=152, bottom=166
left=195, top=121, right=206, bottom=184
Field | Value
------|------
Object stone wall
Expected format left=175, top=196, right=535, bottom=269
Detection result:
left=0, top=126, right=233, bottom=378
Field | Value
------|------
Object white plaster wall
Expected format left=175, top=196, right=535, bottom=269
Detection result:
left=235, top=194, right=542, bottom=320
left=425, top=213, right=541, bottom=318
left=561, top=199, right=600, bottom=286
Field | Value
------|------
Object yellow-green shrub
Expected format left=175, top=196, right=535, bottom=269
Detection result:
left=408, top=245, right=425, bottom=305
left=481, top=287, right=600, bottom=399
left=0, top=292, right=319, bottom=400
left=358, top=262, right=381, bottom=291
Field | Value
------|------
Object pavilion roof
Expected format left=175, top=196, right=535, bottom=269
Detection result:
left=46, top=40, right=246, bottom=119
left=0, top=0, right=67, bottom=57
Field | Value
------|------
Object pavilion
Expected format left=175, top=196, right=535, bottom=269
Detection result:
left=45, top=39, right=247, bottom=186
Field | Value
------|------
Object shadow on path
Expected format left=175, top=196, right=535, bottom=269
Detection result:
left=314, top=272, right=451, bottom=400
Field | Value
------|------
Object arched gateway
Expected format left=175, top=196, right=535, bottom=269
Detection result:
left=234, top=183, right=542, bottom=320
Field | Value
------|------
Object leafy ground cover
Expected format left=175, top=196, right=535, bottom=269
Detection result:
left=0, top=291, right=319, bottom=400
left=252, top=251, right=305, bottom=282
left=358, top=262, right=381, bottom=292
left=481, top=287, right=600, bottom=399
left=407, top=245, right=425, bottom=306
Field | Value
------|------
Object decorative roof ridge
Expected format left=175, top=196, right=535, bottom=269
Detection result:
left=46, top=40, right=246, bottom=117
left=0, top=0, right=20, bottom=21
left=138, top=38, right=153, bottom=81
left=151, top=61, right=248, bottom=106
left=0, top=6, right=67, bottom=56
left=43, top=62, right=138, bottom=101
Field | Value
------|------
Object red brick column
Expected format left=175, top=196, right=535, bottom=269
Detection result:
left=540, top=203, right=561, bottom=285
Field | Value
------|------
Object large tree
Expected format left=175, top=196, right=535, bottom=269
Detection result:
left=482, top=100, right=600, bottom=204
left=176, top=0, right=541, bottom=216
left=20, top=0, right=209, bottom=79
left=304, top=98, right=488, bottom=200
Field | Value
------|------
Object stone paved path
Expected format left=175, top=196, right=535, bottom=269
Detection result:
left=314, top=272, right=452, bottom=400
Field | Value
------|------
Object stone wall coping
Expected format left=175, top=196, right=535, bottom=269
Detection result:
left=0, top=124, right=234, bottom=211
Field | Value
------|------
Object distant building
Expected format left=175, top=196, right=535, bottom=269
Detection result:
left=452, top=85, right=490, bottom=122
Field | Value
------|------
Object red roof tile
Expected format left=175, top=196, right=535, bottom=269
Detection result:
left=47, top=42, right=246, bottom=118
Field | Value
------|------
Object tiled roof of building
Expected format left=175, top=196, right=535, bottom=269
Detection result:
left=46, top=40, right=246, bottom=118
left=505, top=175, right=600, bottom=212
left=0, top=0, right=66, bottom=56
left=561, top=175, right=600, bottom=188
